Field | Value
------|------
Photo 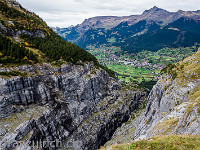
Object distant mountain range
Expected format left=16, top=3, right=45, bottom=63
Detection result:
left=53, top=6, right=200, bottom=53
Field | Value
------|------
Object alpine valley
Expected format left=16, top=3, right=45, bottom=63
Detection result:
left=0, top=0, right=200, bottom=150
left=53, top=7, right=200, bottom=86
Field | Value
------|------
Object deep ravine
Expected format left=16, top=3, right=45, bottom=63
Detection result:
left=0, top=62, right=147, bottom=150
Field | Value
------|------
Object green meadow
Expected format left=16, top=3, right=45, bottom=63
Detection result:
left=87, top=44, right=199, bottom=89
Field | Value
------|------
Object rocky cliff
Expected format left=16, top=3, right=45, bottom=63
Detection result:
left=103, top=50, right=200, bottom=148
left=133, top=51, right=200, bottom=139
left=0, top=1, right=148, bottom=149
left=0, top=62, right=146, bottom=150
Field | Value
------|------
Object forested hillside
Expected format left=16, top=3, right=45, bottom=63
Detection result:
left=0, top=0, right=115, bottom=76
left=0, top=1, right=92, bottom=63
left=121, top=18, right=200, bottom=53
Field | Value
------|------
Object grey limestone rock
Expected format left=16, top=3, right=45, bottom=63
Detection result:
left=0, top=62, right=146, bottom=150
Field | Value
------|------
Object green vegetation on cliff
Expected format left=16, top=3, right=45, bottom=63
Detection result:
left=0, top=0, right=115, bottom=77
left=0, top=34, right=38, bottom=64
left=0, top=0, right=97, bottom=64
left=101, top=135, right=200, bottom=150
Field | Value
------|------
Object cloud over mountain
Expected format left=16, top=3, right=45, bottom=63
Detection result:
left=17, top=0, right=200, bottom=27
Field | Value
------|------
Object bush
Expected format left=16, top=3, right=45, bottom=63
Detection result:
left=0, top=71, right=27, bottom=77
left=161, top=63, right=177, bottom=80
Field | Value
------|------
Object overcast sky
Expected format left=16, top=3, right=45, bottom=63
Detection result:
left=17, top=0, right=200, bottom=28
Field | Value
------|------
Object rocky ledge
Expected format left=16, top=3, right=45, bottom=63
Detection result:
left=0, top=62, right=146, bottom=150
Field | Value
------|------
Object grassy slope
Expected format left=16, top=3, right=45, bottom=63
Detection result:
left=168, top=50, right=200, bottom=116
left=100, top=135, right=200, bottom=150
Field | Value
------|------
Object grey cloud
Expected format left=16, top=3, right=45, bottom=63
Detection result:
left=17, top=0, right=200, bottom=27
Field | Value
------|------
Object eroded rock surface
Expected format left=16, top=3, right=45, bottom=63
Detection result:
left=104, top=51, right=200, bottom=147
left=0, top=62, right=146, bottom=150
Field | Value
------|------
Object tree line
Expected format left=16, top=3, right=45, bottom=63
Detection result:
left=0, top=34, right=38, bottom=64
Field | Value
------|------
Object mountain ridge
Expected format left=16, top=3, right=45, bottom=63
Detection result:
left=59, top=6, right=200, bottom=30
left=53, top=6, right=200, bottom=52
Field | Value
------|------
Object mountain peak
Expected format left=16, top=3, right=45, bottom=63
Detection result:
left=177, top=10, right=184, bottom=13
left=152, top=6, right=160, bottom=10
left=142, top=6, right=167, bottom=15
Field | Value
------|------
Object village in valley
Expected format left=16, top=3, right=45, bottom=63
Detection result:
left=87, top=45, right=198, bottom=85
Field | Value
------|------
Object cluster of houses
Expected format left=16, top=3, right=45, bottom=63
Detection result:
left=100, top=55, right=164, bottom=71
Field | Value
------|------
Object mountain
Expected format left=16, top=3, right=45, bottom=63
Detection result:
left=121, top=17, right=200, bottom=53
left=102, top=49, right=200, bottom=149
left=1, top=1, right=200, bottom=150
left=0, top=1, right=147, bottom=150
left=53, top=7, right=200, bottom=52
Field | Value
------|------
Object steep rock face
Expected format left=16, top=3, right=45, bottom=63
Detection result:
left=103, top=51, right=200, bottom=147
left=0, top=63, right=116, bottom=120
left=65, top=90, right=147, bottom=150
left=133, top=51, right=200, bottom=139
left=0, top=62, right=146, bottom=149
left=103, top=102, right=145, bottom=146
left=0, top=62, right=116, bottom=148
left=134, top=75, right=200, bottom=139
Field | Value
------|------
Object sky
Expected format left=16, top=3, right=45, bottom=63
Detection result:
left=17, top=0, right=200, bottom=28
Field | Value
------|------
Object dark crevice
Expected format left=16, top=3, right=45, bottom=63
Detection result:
left=95, top=94, right=146, bottom=149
